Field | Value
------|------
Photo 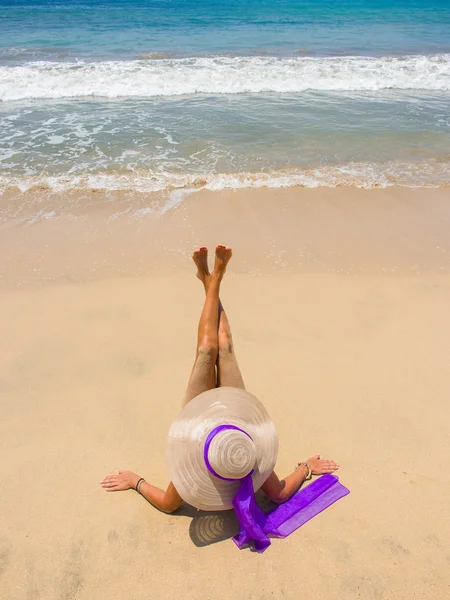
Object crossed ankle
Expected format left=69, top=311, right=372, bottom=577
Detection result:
left=211, top=269, right=225, bottom=281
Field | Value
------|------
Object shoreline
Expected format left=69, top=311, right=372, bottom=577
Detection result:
left=2, top=162, right=450, bottom=199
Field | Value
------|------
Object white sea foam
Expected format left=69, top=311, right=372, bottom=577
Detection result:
left=1, top=55, right=450, bottom=101
left=1, top=161, right=449, bottom=197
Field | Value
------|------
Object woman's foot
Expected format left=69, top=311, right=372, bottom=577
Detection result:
left=192, top=246, right=211, bottom=289
left=212, top=245, right=232, bottom=279
left=193, top=245, right=232, bottom=287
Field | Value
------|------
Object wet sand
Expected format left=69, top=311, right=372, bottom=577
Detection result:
left=1, top=186, right=450, bottom=288
left=1, top=186, right=450, bottom=599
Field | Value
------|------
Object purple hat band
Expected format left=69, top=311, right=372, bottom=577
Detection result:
left=203, top=424, right=255, bottom=482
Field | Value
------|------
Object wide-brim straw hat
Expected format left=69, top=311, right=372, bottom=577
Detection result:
left=166, top=387, right=279, bottom=511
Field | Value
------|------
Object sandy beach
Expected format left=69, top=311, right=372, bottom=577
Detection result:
left=1, top=186, right=450, bottom=599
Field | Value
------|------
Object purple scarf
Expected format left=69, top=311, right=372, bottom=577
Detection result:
left=204, top=425, right=350, bottom=553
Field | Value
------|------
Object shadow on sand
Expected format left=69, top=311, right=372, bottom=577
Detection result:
left=171, top=490, right=275, bottom=548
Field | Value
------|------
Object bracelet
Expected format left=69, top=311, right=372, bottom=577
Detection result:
left=135, top=478, right=145, bottom=493
left=295, top=462, right=312, bottom=480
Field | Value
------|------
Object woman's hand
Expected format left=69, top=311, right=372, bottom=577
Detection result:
left=100, top=470, right=140, bottom=492
left=306, top=454, right=339, bottom=475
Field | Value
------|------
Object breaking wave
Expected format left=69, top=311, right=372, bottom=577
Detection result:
left=1, top=54, right=450, bottom=101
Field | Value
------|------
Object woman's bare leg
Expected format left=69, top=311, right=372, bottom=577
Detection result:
left=193, top=248, right=245, bottom=390
left=182, top=245, right=233, bottom=406
left=216, top=304, right=245, bottom=389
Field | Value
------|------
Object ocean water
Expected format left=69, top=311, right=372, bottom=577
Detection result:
left=1, top=0, right=450, bottom=202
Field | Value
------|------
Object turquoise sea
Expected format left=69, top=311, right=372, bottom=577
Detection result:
left=1, top=0, right=450, bottom=204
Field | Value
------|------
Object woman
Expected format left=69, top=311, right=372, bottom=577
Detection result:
left=101, top=246, right=339, bottom=517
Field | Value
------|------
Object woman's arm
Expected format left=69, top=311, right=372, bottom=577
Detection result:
left=100, top=470, right=183, bottom=513
left=261, top=454, right=339, bottom=504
